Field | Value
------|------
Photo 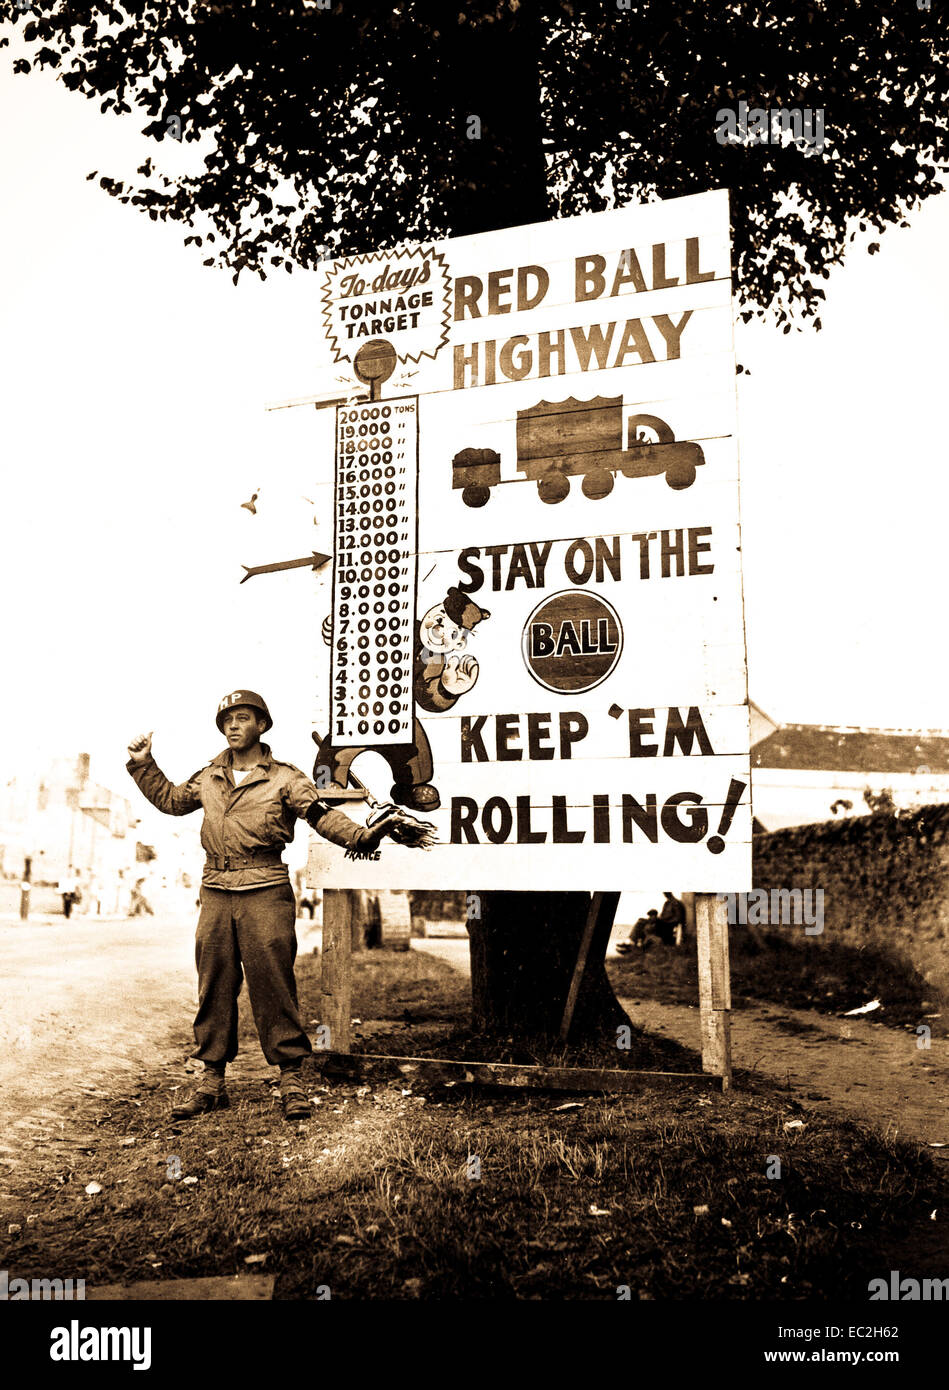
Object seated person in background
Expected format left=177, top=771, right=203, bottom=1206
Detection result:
left=658, top=891, right=687, bottom=947
left=616, top=908, right=662, bottom=953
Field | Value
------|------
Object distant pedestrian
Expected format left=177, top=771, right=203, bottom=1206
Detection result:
left=113, top=870, right=132, bottom=917
left=83, top=875, right=101, bottom=917
left=129, top=879, right=154, bottom=917
left=60, top=869, right=79, bottom=920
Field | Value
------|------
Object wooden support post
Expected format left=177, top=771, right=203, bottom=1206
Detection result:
left=559, top=890, right=621, bottom=1042
left=351, top=889, right=369, bottom=952
left=320, top=888, right=352, bottom=1054
left=681, top=891, right=696, bottom=944
left=318, top=1052, right=718, bottom=1093
left=695, top=892, right=732, bottom=1090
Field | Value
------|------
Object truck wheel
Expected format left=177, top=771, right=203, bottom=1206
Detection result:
left=666, top=464, right=696, bottom=491
left=582, top=469, right=614, bottom=500
left=537, top=473, right=570, bottom=504
left=462, top=485, right=491, bottom=508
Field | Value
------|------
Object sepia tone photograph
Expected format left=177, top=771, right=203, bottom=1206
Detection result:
left=1, top=0, right=947, bottom=1366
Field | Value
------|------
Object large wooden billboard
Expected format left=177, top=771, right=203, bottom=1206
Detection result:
left=305, top=190, right=751, bottom=893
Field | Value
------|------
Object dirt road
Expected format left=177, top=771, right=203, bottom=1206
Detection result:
left=0, top=915, right=197, bottom=1184
left=621, top=996, right=949, bottom=1148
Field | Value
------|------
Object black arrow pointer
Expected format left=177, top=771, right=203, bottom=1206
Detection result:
left=240, top=551, right=332, bottom=584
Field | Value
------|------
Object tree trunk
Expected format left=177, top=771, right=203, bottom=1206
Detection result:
left=434, top=14, right=626, bottom=1044
left=436, top=4, right=550, bottom=236
left=468, top=891, right=630, bottom=1041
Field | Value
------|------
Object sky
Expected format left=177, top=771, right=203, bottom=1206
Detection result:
left=2, top=44, right=949, bottom=814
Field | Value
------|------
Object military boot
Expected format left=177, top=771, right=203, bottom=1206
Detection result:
left=171, top=1085, right=229, bottom=1120
left=279, top=1072, right=312, bottom=1121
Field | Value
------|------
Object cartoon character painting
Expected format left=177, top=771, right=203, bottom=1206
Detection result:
left=315, top=585, right=490, bottom=811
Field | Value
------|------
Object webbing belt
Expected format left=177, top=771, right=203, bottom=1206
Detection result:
left=204, top=852, right=284, bottom=871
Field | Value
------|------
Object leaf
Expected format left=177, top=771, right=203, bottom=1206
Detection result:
left=243, top=1253, right=268, bottom=1265
left=843, top=998, right=881, bottom=1016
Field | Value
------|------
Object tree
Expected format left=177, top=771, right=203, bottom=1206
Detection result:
left=6, top=2, right=946, bottom=328
left=7, top=0, right=947, bottom=1040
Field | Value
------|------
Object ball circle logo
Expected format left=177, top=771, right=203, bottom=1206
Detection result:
left=522, top=590, right=623, bottom=693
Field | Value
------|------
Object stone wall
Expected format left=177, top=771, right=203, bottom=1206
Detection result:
left=752, top=804, right=949, bottom=1001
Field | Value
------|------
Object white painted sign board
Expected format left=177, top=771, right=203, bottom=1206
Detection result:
left=305, top=189, right=751, bottom=893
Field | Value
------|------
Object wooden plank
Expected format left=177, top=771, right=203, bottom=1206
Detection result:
left=317, top=1051, right=721, bottom=1093
left=559, top=890, right=620, bottom=1041
left=681, top=890, right=696, bottom=943
left=319, top=888, right=352, bottom=1054
left=308, top=823, right=752, bottom=895
left=559, top=893, right=603, bottom=1043
left=695, top=891, right=732, bottom=1090
left=344, top=702, right=753, bottom=764
left=87, top=1275, right=274, bottom=1302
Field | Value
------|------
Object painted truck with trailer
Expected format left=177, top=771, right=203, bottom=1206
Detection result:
left=452, top=395, right=705, bottom=507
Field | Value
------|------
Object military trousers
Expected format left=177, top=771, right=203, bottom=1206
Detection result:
left=193, top=883, right=312, bottom=1069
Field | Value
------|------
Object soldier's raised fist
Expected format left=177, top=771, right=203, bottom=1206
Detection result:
left=127, top=732, right=153, bottom=763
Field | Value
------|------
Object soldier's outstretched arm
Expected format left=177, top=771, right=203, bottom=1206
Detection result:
left=286, top=767, right=434, bottom=851
left=126, top=734, right=202, bottom=816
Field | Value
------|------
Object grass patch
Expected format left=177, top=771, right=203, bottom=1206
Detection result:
left=4, top=1076, right=947, bottom=1300
left=297, top=947, right=701, bottom=1071
left=3, top=946, right=948, bottom=1299
left=608, top=930, right=945, bottom=1035
left=298, top=944, right=471, bottom=1029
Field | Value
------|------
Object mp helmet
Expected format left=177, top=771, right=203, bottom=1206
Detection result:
left=215, top=689, right=273, bottom=734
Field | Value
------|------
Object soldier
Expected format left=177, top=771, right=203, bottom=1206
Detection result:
left=127, top=689, right=433, bottom=1121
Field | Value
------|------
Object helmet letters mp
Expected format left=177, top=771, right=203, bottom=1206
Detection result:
left=215, top=690, right=273, bottom=733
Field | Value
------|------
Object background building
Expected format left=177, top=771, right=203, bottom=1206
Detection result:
left=750, top=701, right=949, bottom=831
left=0, top=752, right=199, bottom=915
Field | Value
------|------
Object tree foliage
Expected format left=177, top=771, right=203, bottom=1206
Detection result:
left=5, top=1, right=947, bottom=326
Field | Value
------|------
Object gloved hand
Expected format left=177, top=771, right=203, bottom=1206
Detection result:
left=360, top=807, right=436, bottom=852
